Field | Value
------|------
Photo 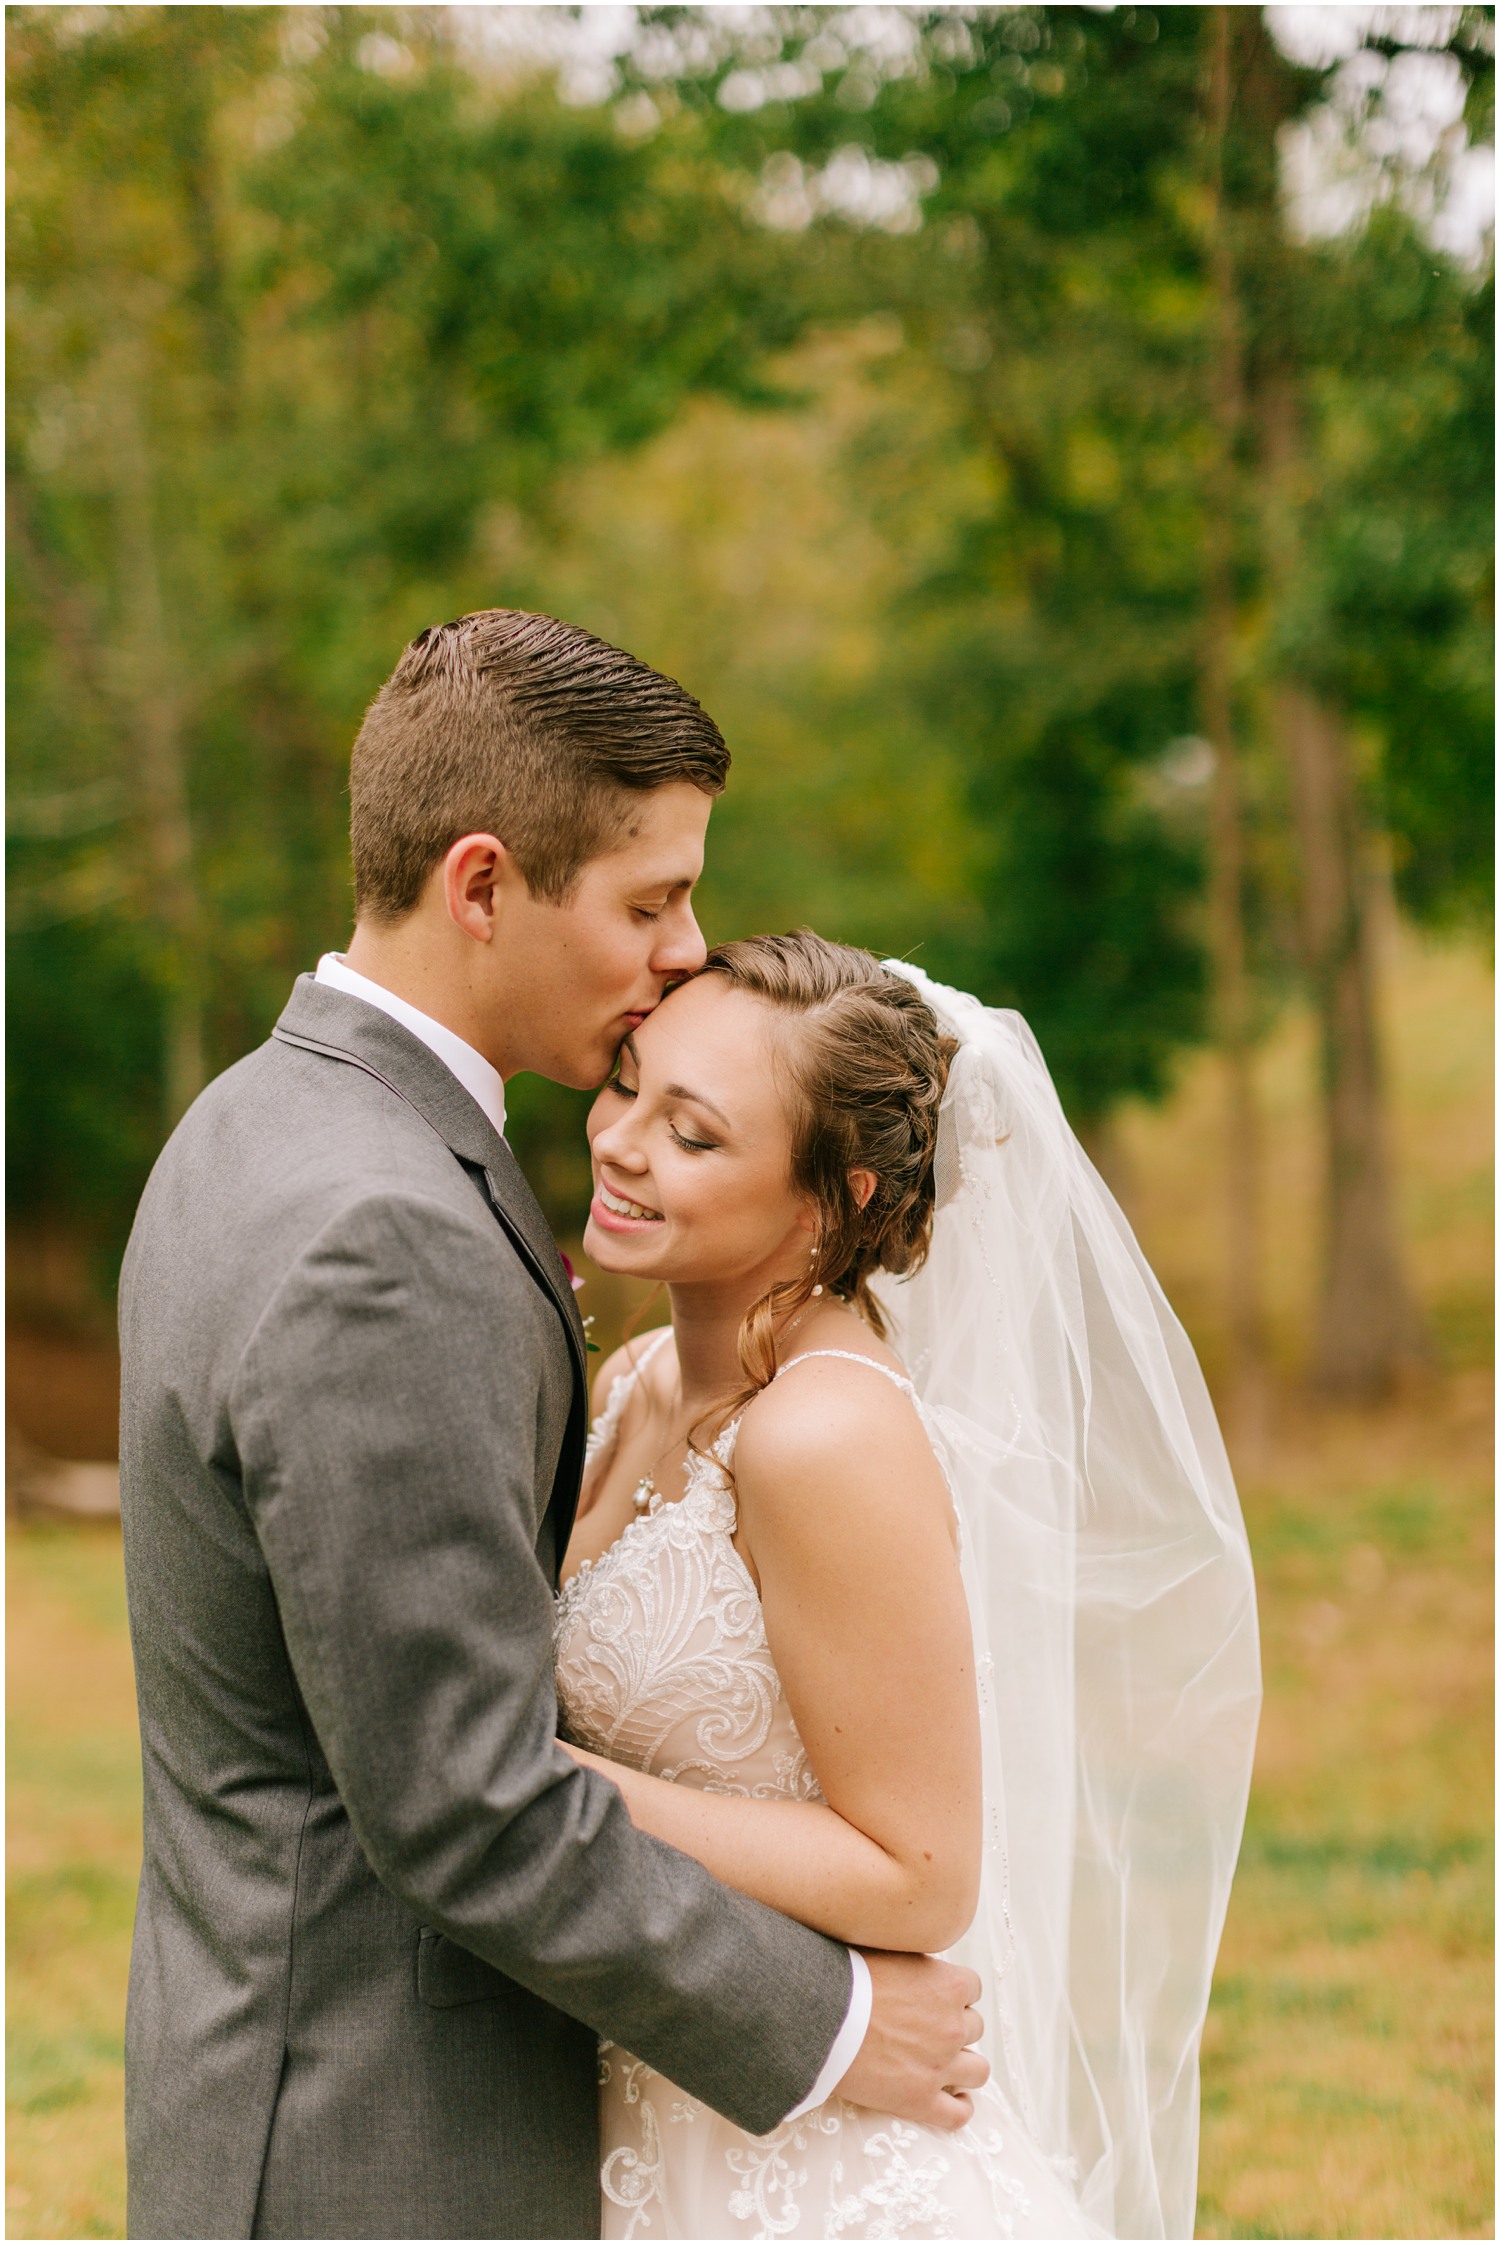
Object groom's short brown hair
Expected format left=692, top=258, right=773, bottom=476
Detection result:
left=349, top=610, right=729, bottom=920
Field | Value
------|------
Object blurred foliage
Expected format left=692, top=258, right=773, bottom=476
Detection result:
left=6, top=2, right=811, bottom=1254
left=638, top=1, right=1493, bottom=1099
left=6, top=3, right=1493, bottom=1281
left=1290, top=216, right=1494, bottom=926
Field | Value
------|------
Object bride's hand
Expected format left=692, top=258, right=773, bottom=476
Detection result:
left=838, top=1951, right=989, bottom=2132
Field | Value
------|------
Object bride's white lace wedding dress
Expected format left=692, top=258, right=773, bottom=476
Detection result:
left=554, top=1330, right=1097, bottom=2243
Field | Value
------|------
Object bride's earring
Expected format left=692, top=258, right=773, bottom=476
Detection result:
left=809, top=1240, right=823, bottom=1299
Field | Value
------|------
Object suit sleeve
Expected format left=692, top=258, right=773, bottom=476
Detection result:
left=229, top=1187, right=852, bottom=2134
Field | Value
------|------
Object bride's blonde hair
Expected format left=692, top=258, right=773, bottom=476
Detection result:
left=692, top=931, right=958, bottom=1447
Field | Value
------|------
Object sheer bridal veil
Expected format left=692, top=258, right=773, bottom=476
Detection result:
left=874, top=965, right=1262, bottom=2241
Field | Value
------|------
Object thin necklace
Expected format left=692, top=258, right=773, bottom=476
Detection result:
left=631, top=1299, right=818, bottom=1515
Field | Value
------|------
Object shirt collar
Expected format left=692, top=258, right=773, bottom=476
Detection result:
left=314, top=953, right=506, bottom=1139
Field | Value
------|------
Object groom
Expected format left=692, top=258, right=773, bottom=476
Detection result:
left=119, top=610, right=986, bottom=2240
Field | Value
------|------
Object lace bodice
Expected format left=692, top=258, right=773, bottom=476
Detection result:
left=552, top=1334, right=1096, bottom=2241
left=554, top=1338, right=911, bottom=1801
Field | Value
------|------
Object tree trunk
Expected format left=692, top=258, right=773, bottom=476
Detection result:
left=1202, top=5, right=1269, bottom=1448
left=1259, top=379, right=1431, bottom=1397
left=1274, top=685, right=1431, bottom=1392
left=110, top=364, right=207, bottom=1128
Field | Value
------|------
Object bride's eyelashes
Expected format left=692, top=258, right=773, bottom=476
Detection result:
left=670, top=1125, right=717, bottom=1155
left=600, top=1074, right=717, bottom=1154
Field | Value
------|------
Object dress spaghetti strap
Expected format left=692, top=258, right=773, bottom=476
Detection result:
left=773, top=1349, right=919, bottom=1402
left=584, top=1325, right=674, bottom=1470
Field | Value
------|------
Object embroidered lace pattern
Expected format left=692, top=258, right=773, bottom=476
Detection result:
left=555, top=1341, right=1096, bottom=2242
left=556, top=1340, right=821, bottom=1800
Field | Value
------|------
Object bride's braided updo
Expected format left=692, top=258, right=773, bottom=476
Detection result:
left=694, top=930, right=959, bottom=1438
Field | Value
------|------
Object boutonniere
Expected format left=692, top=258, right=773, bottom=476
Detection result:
left=558, top=1249, right=599, bottom=1351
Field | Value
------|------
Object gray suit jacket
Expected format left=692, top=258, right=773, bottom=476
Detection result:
left=119, top=976, right=851, bottom=2240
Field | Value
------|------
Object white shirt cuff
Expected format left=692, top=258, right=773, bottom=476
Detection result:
left=781, top=1949, right=873, bottom=2123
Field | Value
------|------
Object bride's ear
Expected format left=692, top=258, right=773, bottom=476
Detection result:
left=849, top=1169, right=876, bottom=1212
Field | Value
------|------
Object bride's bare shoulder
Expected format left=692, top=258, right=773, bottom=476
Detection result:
left=733, top=1315, right=944, bottom=1529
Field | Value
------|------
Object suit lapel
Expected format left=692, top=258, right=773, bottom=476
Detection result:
left=272, top=977, right=590, bottom=1564
left=473, top=1135, right=589, bottom=1369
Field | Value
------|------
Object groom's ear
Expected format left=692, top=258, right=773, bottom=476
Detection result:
left=441, top=832, right=516, bottom=944
left=849, top=1169, right=877, bottom=1212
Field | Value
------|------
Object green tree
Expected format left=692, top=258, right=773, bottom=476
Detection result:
left=650, top=2, right=1492, bottom=1390
left=645, top=5, right=1233, bottom=1125
left=1222, top=8, right=1491, bottom=1393
left=6, top=4, right=805, bottom=1278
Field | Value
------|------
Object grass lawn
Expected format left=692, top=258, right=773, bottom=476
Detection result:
left=1195, top=1378, right=1493, bottom=2238
left=7, top=1522, right=140, bottom=2240
left=6, top=932, right=1493, bottom=2238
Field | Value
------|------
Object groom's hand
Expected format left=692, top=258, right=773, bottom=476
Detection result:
left=838, top=1951, right=988, bottom=2132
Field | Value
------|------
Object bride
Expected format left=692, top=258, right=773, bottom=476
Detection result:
left=554, top=932, right=1261, bottom=2241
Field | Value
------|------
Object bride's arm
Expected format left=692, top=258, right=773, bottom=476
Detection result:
left=560, top=1360, right=981, bottom=1954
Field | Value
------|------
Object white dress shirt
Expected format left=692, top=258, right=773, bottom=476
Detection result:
left=315, top=952, right=506, bottom=1137
left=787, top=1948, right=872, bottom=2119
left=311, top=951, right=871, bottom=2116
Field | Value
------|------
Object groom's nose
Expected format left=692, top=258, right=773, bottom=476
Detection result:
left=652, top=897, right=707, bottom=981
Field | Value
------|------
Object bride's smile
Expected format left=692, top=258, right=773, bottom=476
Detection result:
left=593, top=1182, right=664, bottom=1225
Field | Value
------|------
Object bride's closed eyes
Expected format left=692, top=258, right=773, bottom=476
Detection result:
left=671, top=1125, right=718, bottom=1154
left=601, top=1072, right=720, bottom=1155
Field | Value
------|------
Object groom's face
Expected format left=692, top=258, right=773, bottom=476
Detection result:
left=490, top=780, right=714, bottom=1088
